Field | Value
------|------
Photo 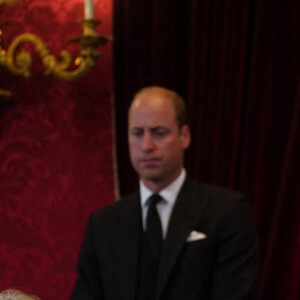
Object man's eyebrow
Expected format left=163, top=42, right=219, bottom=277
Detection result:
left=150, top=125, right=168, bottom=130
left=150, top=126, right=168, bottom=131
left=129, top=126, right=143, bottom=131
left=129, top=125, right=167, bottom=130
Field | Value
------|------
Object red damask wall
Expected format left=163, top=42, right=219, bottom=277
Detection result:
left=0, top=1, right=114, bottom=299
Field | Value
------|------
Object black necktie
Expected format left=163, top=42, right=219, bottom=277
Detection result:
left=146, top=194, right=163, bottom=259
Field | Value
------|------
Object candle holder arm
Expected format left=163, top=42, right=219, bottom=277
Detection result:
left=0, top=19, right=112, bottom=81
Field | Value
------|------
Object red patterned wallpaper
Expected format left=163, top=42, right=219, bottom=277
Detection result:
left=0, top=1, right=114, bottom=299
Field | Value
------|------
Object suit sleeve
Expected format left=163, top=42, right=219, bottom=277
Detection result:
left=70, top=214, right=104, bottom=300
left=212, top=198, right=259, bottom=300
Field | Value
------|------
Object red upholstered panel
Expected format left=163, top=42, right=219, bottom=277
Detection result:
left=0, top=1, right=114, bottom=299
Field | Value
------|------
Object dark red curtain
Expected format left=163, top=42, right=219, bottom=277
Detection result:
left=0, top=1, right=114, bottom=299
left=113, top=1, right=300, bottom=299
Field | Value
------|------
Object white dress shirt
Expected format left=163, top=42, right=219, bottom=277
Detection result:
left=140, top=169, right=186, bottom=238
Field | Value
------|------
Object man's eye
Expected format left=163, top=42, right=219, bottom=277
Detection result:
left=131, top=130, right=143, bottom=137
left=154, top=130, right=167, bottom=137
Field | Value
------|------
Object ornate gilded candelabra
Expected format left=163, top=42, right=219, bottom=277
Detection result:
left=0, top=0, right=111, bottom=82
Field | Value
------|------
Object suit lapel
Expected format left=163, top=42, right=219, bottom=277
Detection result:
left=156, top=178, right=206, bottom=300
left=113, top=192, right=141, bottom=300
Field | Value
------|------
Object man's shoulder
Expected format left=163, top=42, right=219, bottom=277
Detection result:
left=184, top=176, right=249, bottom=207
left=183, top=177, right=253, bottom=225
left=89, top=190, right=140, bottom=222
left=194, top=180, right=245, bottom=198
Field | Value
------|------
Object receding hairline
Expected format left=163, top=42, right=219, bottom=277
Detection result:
left=129, top=86, right=188, bottom=129
left=132, top=86, right=178, bottom=103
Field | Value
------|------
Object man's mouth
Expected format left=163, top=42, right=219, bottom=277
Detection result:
left=139, top=158, right=161, bottom=166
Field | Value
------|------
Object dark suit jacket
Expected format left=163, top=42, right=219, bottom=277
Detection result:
left=71, top=177, right=259, bottom=300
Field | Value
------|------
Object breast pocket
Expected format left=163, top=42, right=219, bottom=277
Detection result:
left=182, top=237, right=216, bottom=274
left=171, top=238, right=215, bottom=294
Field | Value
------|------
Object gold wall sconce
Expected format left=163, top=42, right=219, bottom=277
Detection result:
left=0, top=0, right=112, bottom=81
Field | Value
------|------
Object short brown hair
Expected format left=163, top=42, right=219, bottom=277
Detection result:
left=131, top=86, right=188, bottom=129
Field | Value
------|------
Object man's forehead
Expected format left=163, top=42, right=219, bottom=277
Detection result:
left=129, top=98, right=175, bottom=119
left=128, top=90, right=178, bottom=129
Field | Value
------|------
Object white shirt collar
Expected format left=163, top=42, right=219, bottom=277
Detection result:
left=140, top=169, right=186, bottom=206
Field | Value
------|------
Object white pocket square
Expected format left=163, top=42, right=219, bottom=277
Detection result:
left=186, top=230, right=207, bottom=242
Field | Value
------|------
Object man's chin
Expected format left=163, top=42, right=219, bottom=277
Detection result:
left=140, top=170, right=162, bottom=182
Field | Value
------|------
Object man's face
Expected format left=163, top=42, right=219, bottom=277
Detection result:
left=128, top=92, right=190, bottom=190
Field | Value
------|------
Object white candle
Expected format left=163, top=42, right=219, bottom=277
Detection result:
left=84, top=0, right=94, bottom=19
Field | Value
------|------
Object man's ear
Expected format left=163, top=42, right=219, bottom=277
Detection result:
left=180, top=125, right=191, bottom=149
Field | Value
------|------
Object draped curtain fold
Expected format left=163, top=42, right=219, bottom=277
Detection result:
left=113, top=0, right=300, bottom=299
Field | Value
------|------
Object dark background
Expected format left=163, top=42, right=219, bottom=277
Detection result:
left=113, top=1, right=300, bottom=300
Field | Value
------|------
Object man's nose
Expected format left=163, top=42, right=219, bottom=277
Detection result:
left=141, top=132, right=155, bottom=151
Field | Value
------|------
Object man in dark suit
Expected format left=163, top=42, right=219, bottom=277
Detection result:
left=71, top=86, right=259, bottom=300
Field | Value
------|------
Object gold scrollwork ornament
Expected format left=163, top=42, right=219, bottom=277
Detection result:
left=0, top=19, right=111, bottom=81
left=0, top=0, right=20, bottom=4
